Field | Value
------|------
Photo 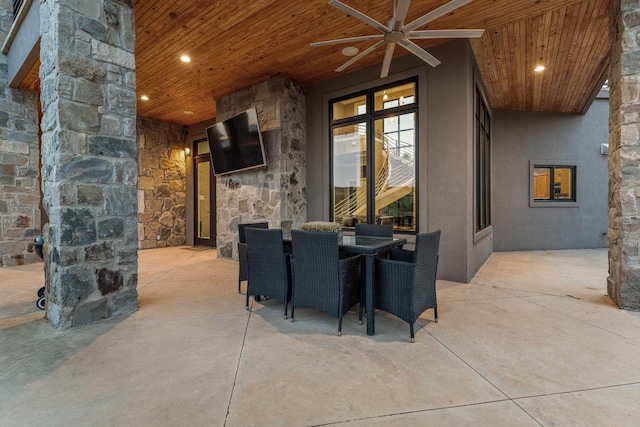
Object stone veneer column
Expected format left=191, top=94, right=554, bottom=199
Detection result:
left=39, top=0, right=138, bottom=328
left=0, top=1, right=42, bottom=266
left=608, top=0, right=640, bottom=310
left=215, top=75, right=306, bottom=258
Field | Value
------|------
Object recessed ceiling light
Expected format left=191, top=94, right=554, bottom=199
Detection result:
left=183, top=110, right=194, bottom=115
left=534, top=65, right=546, bottom=72
left=341, top=46, right=359, bottom=57
left=140, top=95, right=149, bottom=101
left=180, top=55, right=191, bottom=63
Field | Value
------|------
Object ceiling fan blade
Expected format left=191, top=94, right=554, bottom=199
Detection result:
left=390, top=0, right=411, bottom=31
left=403, top=0, right=475, bottom=33
left=380, top=43, right=397, bottom=78
left=310, top=34, right=384, bottom=48
left=336, top=40, right=386, bottom=72
left=329, top=0, right=389, bottom=33
left=407, top=29, right=485, bottom=39
left=398, top=39, right=441, bottom=67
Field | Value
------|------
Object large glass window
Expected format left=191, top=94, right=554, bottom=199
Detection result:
left=331, top=80, right=417, bottom=231
left=475, top=87, right=491, bottom=233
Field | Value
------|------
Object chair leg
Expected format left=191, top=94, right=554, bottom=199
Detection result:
left=410, top=323, right=415, bottom=343
left=238, top=279, right=242, bottom=293
left=358, top=303, right=363, bottom=325
left=338, top=316, right=343, bottom=336
left=290, top=303, right=295, bottom=322
left=245, top=292, right=250, bottom=310
left=434, top=306, right=438, bottom=323
left=283, top=300, right=288, bottom=319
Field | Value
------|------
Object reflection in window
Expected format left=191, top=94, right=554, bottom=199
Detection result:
left=533, top=165, right=576, bottom=201
left=375, top=114, right=415, bottom=229
left=197, top=137, right=210, bottom=155
left=375, top=83, right=415, bottom=111
left=332, top=94, right=367, bottom=120
left=331, top=80, right=417, bottom=231
left=333, top=123, right=367, bottom=226
left=197, top=160, right=211, bottom=239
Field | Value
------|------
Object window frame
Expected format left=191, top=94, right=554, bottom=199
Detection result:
left=529, top=160, right=579, bottom=208
left=329, top=77, right=419, bottom=234
left=474, top=85, right=492, bottom=236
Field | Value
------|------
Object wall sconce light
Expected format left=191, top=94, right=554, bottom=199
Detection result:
left=185, top=147, right=191, bottom=156
left=600, top=143, right=608, bottom=155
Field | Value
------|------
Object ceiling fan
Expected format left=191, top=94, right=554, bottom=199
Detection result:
left=310, top=0, right=484, bottom=78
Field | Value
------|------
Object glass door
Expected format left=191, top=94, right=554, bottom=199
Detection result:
left=194, top=138, right=215, bottom=247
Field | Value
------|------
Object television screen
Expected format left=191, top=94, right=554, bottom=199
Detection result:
left=206, top=107, right=267, bottom=176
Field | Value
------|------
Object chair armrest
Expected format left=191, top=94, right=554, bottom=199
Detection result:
left=377, top=257, right=415, bottom=270
left=390, top=248, right=414, bottom=263
left=338, top=255, right=361, bottom=288
left=338, top=255, right=362, bottom=270
left=374, top=257, right=415, bottom=317
left=339, top=254, right=361, bottom=306
left=375, top=258, right=415, bottom=291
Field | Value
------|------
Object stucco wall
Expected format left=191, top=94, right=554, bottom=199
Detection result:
left=492, top=97, right=609, bottom=251
left=306, top=40, right=482, bottom=282
left=425, top=40, right=489, bottom=282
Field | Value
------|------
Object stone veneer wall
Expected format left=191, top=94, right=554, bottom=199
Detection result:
left=137, top=118, right=187, bottom=249
left=0, top=0, right=41, bottom=266
left=608, top=0, right=640, bottom=310
left=39, top=0, right=138, bottom=328
left=216, top=75, right=306, bottom=258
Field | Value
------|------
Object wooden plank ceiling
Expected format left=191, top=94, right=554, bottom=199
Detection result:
left=21, top=0, right=612, bottom=125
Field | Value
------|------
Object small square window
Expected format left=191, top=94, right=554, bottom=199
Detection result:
left=530, top=161, right=578, bottom=207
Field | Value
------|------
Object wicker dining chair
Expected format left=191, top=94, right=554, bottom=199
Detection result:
left=354, top=223, right=395, bottom=313
left=374, top=230, right=441, bottom=342
left=245, top=228, right=292, bottom=318
left=237, top=222, right=269, bottom=293
left=354, top=223, right=394, bottom=238
left=290, top=230, right=362, bottom=335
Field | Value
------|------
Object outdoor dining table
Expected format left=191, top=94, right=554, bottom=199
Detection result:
left=340, top=235, right=407, bottom=335
left=283, top=233, right=407, bottom=335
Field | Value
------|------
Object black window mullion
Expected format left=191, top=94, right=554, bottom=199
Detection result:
left=366, top=90, right=376, bottom=224
left=552, top=166, right=556, bottom=200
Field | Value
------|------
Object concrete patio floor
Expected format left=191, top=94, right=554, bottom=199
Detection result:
left=1, top=246, right=640, bottom=426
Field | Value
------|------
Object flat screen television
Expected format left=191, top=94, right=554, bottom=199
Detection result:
left=205, top=107, right=267, bottom=176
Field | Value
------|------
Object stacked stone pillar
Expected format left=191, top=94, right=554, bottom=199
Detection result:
left=608, top=0, right=640, bottom=310
left=39, top=0, right=138, bottom=328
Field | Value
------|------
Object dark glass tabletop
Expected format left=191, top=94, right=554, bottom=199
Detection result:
left=338, top=235, right=407, bottom=255
left=282, top=233, right=406, bottom=255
